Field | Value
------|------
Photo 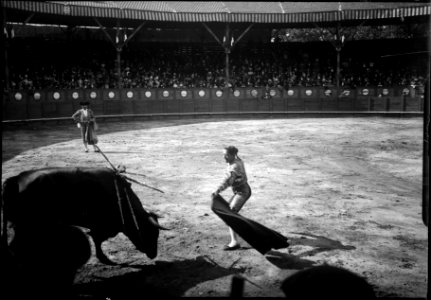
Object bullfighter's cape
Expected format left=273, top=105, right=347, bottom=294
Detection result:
left=211, top=194, right=289, bottom=254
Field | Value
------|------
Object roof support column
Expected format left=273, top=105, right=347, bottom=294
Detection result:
left=335, top=23, right=343, bottom=89
left=313, top=22, right=345, bottom=89
left=94, top=18, right=146, bottom=89
left=115, top=21, right=122, bottom=89
left=224, top=22, right=231, bottom=88
left=202, top=22, right=254, bottom=89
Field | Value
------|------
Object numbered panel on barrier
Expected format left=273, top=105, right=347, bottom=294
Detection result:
left=67, top=90, right=85, bottom=102
left=271, top=88, right=282, bottom=98
left=319, top=87, right=337, bottom=99
left=319, top=88, right=337, bottom=111
left=158, top=89, right=175, bottom=100
left=193, top=89, right=211, bottom=100
left=212, top=89, right=226, bottom=99
left=241, top=89, right=259, bottom=111
left=102, top=89, right=121, bottom=101
left=337, top=88, right=355, bottom=111
left=176, top=89, right=193, bottom=100
left=284, top=88, right=299, bottom=98
left=301, top=87, right=318, bottom=98
left=193, top=89, right=210, bottom=111
left=140, top=89, right=157, bottom=101
left=5, top=91, right=28, bottom=120
left=271, top=96, right=286, bottom=111
left=384, top=88, right=403, bottom=111
left=285, top=88, right=303, bottom=110
left=301, top=88, right=319, bottom=111
left=377, top=87, right=393, bottom=98
left=211, top=89, right=226, bottom=112
left=56, top=92, right=74, bottom=117
left=402, top=86, right=421, bottom=111
left=122, top=90, right=138, bottom=100
left=81, top=90, right=102, bottom=114
left=84, top=90, right=100, bottom=102
left=227, top=89, right=241, bottom=111
left=27, top=91, right=43, bottom=119
left=357, top=87, right=376, bottom=98
left=47, top=90, right=66, bottom=102
left=230, top=88, right=246, bottom=100
left=32, top=90, right=46, bottom=102
left=43, top=90, right=72, bottom=117
left=246, top=88, right=262, bottom=99
left=113, top=90, right=135, bottom=114
left=355, top=87, right=374, bottom=111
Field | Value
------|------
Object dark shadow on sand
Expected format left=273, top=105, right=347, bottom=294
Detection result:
left=72, top=255, right=243, bottom=299
left=265, top=250, right=317, bottom=270
left=289, top=232, right=356, bottom=257
left=264, top=232, right=355, bottom=270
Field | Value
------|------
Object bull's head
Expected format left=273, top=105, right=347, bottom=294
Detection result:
left=118, top=181, right=168, bottom=259
left=134, top=210, right=169, bottom=259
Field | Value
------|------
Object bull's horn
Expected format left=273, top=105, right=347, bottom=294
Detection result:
left=149, top=211, right=161, bottom=218
left=157, top=224, right=171, bottom=231
left=148, top=216, right=171, bottom=230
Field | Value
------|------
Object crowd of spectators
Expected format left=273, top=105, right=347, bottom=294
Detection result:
left=7, top=41, right=427, bottom=91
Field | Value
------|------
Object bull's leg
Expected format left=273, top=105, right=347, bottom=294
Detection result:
left=90, top=234, right=117, bottom=265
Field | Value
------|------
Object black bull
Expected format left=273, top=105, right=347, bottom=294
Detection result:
left=1, top=167, right=167, bottom=266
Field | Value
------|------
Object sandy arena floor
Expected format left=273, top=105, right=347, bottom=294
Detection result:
left=2, top=116, right=428, bottom=298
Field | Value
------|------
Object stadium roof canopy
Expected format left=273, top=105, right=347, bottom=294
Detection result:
left=2, top=1, right=430, bottom=29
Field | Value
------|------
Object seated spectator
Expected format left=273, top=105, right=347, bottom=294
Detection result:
left=6, top=40, right=427, bottom=91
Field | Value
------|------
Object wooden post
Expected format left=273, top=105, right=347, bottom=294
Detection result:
left=336, top=49, right=341, bottom=89
left=94, top=18, right=145, bottom=90
left=116, top=47, right=122, bottom=89
left=335, top=23, right=341, bottom=89
left=224, top=22, right=231, bottom=88
left=115, top=21, right=122, bottom=89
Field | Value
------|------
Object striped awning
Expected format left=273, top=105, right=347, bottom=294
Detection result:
left=2, top=1, right=430, bottom=23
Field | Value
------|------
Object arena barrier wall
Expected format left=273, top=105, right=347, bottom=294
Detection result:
left=2, top=87, right=424, bottom=121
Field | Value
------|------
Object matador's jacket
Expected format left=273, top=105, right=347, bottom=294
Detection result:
left=72, top=108, right=96, bottom=124
left=216, top=157, right=248, bottom=194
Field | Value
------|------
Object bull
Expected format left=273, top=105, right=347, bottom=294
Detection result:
left=1, top=167, right=167, bottom=267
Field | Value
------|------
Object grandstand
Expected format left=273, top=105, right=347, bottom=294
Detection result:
left=1, top=1, right=430, bottom=122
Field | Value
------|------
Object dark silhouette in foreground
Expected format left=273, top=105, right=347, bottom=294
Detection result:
left=281, top=265, right=376, bottom=300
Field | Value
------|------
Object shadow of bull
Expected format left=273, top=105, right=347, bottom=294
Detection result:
left=72, top=255, right=243, bottom=298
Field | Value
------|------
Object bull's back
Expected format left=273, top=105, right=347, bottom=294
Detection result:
left=4, top=167, right=119, bottom=227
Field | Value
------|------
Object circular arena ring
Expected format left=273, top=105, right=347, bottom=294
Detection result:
left=2, top=116, right=427, bottom=298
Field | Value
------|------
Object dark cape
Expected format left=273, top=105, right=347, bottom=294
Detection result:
left=211, top=194, right=289, bottom=255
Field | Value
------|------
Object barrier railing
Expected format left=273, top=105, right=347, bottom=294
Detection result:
left=2, top=86, right=424, bottom=121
